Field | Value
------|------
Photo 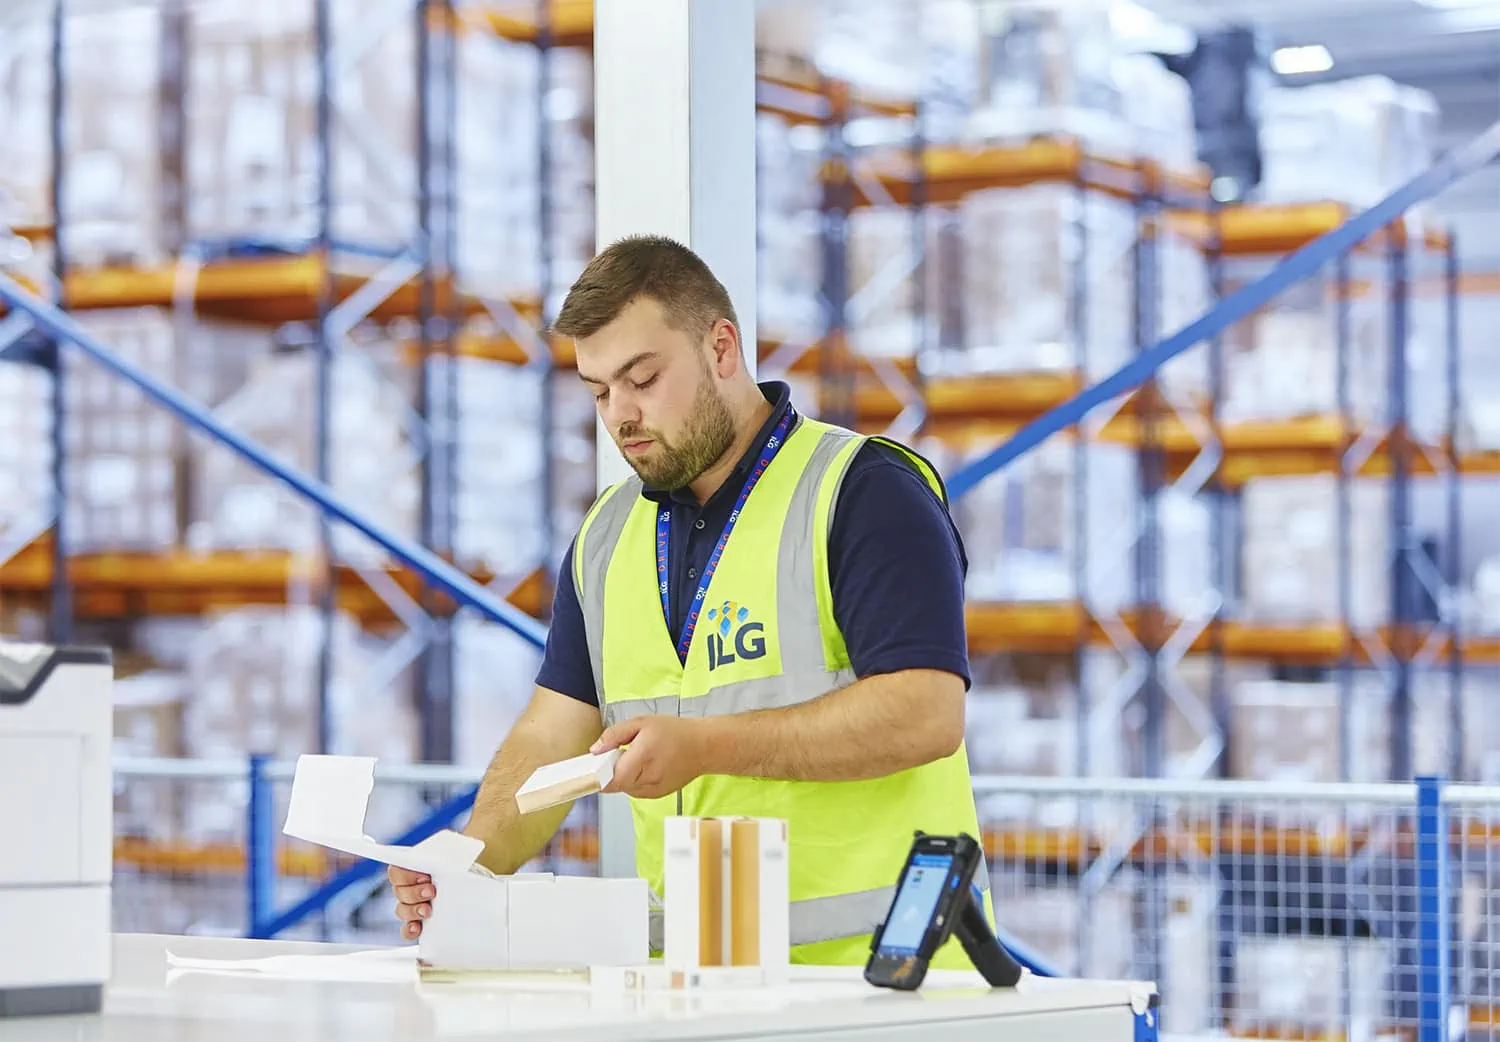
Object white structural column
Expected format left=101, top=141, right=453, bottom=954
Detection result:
left=591, top=0, right=758, bottom=879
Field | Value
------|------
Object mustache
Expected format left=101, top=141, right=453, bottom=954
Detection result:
left=617, top=425, right=654, bottom=442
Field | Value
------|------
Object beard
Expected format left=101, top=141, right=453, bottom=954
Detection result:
left=617, top=374, right=735, bottom=491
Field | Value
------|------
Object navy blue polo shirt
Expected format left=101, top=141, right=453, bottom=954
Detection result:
left=536, top=381, right=971, bottom=706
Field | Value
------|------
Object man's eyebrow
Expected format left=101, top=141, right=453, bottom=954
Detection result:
left=578, top=351, right=659, bottom=384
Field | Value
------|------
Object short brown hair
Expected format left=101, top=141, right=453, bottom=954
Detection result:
left=552, top=234, right=739, bottom=341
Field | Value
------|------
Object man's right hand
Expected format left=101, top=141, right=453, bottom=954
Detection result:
left=386, top=686, right=603, bottom=939
left=389, top=866, right=435, bottom=940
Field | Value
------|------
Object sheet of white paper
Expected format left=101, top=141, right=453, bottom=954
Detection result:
left=165, top=946, right=419, bottom=984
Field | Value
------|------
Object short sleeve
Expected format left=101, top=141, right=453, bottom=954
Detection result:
left=826, top=442, right=972, bottom=689
left=533, top=539, right=601, bottom=707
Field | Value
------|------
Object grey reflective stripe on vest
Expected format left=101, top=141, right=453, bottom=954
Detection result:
left=580, top=418, right=864, bottom=720
left=600, top=668, right=854, bottom=728
left=645, top=867, right=995, bottom=950
left=577, top=478, right=643, bottom=705
left=788, top=861, right=993, bottom=946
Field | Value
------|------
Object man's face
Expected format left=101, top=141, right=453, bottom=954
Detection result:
left=575, top=297, right=735, bottom=490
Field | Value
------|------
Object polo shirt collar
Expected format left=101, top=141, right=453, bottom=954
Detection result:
left=640, top=380, right=796, bottom=507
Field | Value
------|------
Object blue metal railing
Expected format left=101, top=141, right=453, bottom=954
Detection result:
left=4, top=119, right=1498, bottom=974
left=1415, top=776, right=1451, bottom=1042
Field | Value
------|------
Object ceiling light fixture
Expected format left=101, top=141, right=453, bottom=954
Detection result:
left=1271, top=44, right=1335, bottom=76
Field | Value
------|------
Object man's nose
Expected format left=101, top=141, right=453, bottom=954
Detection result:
left=601, top=390, right=641, bottom=431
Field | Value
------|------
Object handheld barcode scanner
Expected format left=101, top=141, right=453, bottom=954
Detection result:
left=864, top=832, right=1025, bottom=992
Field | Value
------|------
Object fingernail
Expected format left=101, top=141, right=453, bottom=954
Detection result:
left=422, top=887, right=434, bottom=900
left=419, top=906, right=428, bottom=918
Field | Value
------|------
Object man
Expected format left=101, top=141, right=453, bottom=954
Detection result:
left=391, top=235, right=986, bottom=967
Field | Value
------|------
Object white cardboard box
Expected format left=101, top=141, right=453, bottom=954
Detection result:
left=282, top=754, right=647, bottom=971
left=663, top=816, right=789, bottom=979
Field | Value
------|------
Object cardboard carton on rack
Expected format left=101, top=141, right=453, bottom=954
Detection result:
left=282, top=754, right=647, bottom=973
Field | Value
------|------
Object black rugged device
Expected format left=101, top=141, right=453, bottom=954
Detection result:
left=864, top=831, right=1025, bottom=991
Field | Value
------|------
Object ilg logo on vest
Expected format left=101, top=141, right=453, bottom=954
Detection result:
left=705, top=600, right=766, bottom=671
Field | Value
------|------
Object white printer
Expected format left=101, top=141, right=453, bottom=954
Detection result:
left=0, top=642, right=113, bottom=1017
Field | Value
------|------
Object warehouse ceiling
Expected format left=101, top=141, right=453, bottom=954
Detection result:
left=1137, top=0, right=1499, bottom=223
left=1142, top=0, right=1500, bottom=147
left=3, top=0, right=1494, bottom=232
left=5, top=1, right=1493, bottom=146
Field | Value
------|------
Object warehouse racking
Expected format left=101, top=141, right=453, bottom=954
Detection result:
left=798, top=156, right=1474, bottom=1022
left=0, top=0, right=1483, bottom=785
left=791, top=89, right=1472, bottom=786
left=805, top=129, right=1230, bottom=785
left=2, top=0, right=552, bottom=764
left=0, top=0, right=920, bottom=765
left=3, top=6, right=1500, bottom=1037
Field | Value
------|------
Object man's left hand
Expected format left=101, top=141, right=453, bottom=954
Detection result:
left=592, top=715, right=710, bottom=800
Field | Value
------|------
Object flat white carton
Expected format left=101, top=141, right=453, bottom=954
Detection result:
left=282, top=754, right=647, bottom=972
left=515, top=749, right=621, bottom=814
left=663, top=816, right=789, bottom=981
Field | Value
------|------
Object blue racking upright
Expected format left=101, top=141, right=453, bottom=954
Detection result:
left=411, top=0, right=460, bottom=763
left=46, top=0, right=68, bottom=642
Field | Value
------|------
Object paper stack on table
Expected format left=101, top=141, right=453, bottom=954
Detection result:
left=165, top=947, right=418, bottom=984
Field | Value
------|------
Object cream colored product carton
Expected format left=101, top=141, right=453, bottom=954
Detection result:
left=663, top=816, right=789, bottom=981
left=514, top=750, right=621, bottom=814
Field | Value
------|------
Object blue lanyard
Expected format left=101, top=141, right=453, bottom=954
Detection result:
left=656, top=408, right=795, bottom=664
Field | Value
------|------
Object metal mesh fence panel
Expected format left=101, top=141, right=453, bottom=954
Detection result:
left=975, top=775, right=1436, bottom=1041
left=114, top=760, right=1493, bottom=1038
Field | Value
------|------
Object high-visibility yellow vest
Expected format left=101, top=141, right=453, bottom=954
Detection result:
left=574, top=413, right=990, bottom=968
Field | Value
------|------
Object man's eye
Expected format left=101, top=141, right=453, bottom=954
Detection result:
left=593, top=388, right=609, bottom=402
left=633, top=375, right=658, bottom=391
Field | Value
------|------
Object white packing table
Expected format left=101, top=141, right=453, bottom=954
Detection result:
left=8, top=933, right=1159, bottom=1042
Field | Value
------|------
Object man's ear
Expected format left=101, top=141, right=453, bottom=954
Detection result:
left=709, top=318, right=741, bottom=377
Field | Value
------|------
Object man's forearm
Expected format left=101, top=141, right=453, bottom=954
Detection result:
left=463, top=690, right=603, bottom=874
left=695, top=669, right=965, bottom=783
left=463, top=734, right=573, bottom=874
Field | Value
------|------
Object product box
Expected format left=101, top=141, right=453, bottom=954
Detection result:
left=515, top=750, right=621, bottom=815
left=663, top=816, right=789, bottom=979
left=282, top=754, right=648, bottom=972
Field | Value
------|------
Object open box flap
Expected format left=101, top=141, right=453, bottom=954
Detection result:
left=282, top=754, right=485, bottom=875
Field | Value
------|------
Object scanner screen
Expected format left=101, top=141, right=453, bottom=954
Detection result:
left=877, top=852, right=954, bottom=955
